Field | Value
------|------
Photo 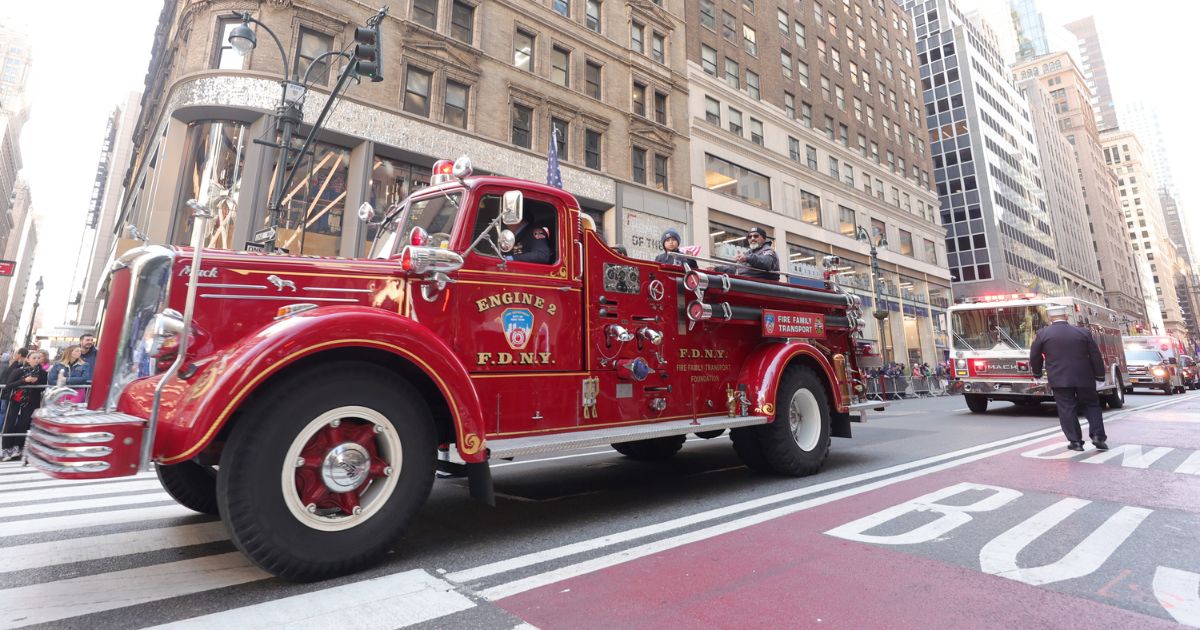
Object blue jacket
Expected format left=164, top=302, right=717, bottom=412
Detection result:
left=1029, top=320, right=1105, bottom=388
left=48, top=362, right=92, bottom=387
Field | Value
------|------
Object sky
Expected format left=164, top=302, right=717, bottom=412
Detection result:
left=2, top=0, right=1199, bottom=332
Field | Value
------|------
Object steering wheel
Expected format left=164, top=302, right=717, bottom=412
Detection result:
left=429, top=232, right=452, bottom=249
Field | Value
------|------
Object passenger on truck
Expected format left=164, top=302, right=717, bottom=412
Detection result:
left=716, top=226, right=780, bottom=280
left=654, top=227, right=696, bottom=267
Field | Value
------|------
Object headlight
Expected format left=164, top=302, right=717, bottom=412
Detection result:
left=1152, top=367, right=1167, bottom=377
left=956, top=359, right=967, bottom=368
left=143, top=309, right=185, bottom=359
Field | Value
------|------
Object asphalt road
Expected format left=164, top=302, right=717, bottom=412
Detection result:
left=1, top=390, right=1197, bottom=629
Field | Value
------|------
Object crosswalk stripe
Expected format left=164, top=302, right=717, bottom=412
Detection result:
left=0, top=471, right=44, bottom=482
left=0, top=473, right=156, bottom=492
left=0, top=504, right=202, bottom=539
left=3, top=522, right=229, bottom=574
left=0, top=479, right=164, bottom=506
left=0, top=552, right=269, bottom=629
left=146, top=569, right=476, bottom=629
left=0, top=491, right=173, bottom=520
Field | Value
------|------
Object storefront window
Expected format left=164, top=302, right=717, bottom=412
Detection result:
left=899, top=274, right=927, bottom=304
left=364, top=155, right=431, bottom=254
left=175, top=121, right=246, bottom=249
left=787, top=243, right=825, bottom=279
left=273, top=141, right=350, bottom=256
left=709, top=220, right=750, bottom=261
left=833, top=257, right=872, bottom=291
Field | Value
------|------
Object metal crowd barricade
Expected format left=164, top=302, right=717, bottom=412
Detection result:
left=859, top=374, right=956, bottom=402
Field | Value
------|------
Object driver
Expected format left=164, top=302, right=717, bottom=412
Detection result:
left=505, top=220, right=551, bottom=263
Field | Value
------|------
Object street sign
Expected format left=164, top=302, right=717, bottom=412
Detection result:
left=0, top=260, right=14, bottom=276
left=253, top=227, right=277, bottom=243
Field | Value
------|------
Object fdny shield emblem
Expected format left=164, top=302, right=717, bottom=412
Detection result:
left=501, top=308, right=534, bottom=350
left=764, top=313, right=777, bottom=335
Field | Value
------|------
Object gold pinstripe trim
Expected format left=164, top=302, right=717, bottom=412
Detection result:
left=486, top=411, right=731, bottom=437
left=470, top=371, right=590, bottom=379
left=161, top=338, right=465, bottom=464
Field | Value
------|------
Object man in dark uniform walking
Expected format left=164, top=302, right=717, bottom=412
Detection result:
left=1029, top=304, right=1109, bottom=452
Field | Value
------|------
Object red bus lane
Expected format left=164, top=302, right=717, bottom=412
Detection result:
left=495, top=397, right=1200, bottom=629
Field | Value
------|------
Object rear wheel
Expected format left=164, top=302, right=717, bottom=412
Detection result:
left=611, top=435, right=686, bottom=460
left=156, top=459, right=218, bottom=515
left=965, top=394, right=988, bottom=413
left=736, top=366, right=831, bottom=477
left=1104, top=378, right=1126, bottom=409
left=217, top=363, right=436, bottom=582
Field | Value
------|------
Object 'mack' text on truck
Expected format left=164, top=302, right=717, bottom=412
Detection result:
left=26, top=158, right=877, bottom=581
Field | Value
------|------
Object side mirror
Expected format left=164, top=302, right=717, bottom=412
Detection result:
left=357, top=202, right=377, bottom=222
left=498, top=230, right=516, bottom=253
left=1169, top=357, right=1179, bottom=365
left=502, top=190, right=524, bottom=226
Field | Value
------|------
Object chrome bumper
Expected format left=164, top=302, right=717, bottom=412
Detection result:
left=960, top=380, right=1049, bottom=396
left=27, top=408, right=146, bottom=479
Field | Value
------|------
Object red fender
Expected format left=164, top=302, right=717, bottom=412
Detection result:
left=736, top=342, right=845, bottom=419
left=119, top=306, right=488, bottom=464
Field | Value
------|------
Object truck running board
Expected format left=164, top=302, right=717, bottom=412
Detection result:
left=847, top=400, right=893, bottom=423
left=483, top=414, right=770, bottom=460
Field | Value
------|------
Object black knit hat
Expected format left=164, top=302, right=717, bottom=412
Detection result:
left=661, top=227, right=682, bottom=246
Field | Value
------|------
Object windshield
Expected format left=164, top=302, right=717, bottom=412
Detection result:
left=368, top=192, right=462, bottom=259
left=1125, top=349, right=1164, bottom=363
left=950, top=305, right=1049, bottom=351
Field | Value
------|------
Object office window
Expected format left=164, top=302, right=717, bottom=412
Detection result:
left=705, top=96, right=721, bottom=125
left=844, top=163, right=854, bottom=187
left=651, top=32, right=665, bottom=63
left=551, top=118, right=569, bottom=160
left=750, top=118, right=764, bottom=145
left=795, top=21, right=806, bottom=47
left=725, top=57, right=740, bottom=89
left=402, top=66, right=433, bottom=116
left=701, top=45, right=718, bottom=75
left=585, top=60, right=602, bottom=98
left=654, top=154, right=669, bottom=190
left=806, top=144, right=818, bottom=170
left=789, top=136, right=802, bottom=161
left=781, top=50, right=793, bottom=78
left=839, top=206, right=855, bottom=236
left=700, top=0, right=716, bottom=29
left=924, top=238, right=937, bottom=264
left=296, top=28, right=334, bottom=84
left=801, top=102, right=812, bottom=128
left=729, top=108, right=743, bottom=135
left=747, top=71, right=760, bottom=99
left=412, top=0, right=438, bottom=29
left=723, top=11, right=736, bottom=41
left=829, top=157, right=840, bottom=180
left=511, top=103, right=533, bottom=148
left=631, top=21, right=644, bottom=53
left=514, top=30, right=535, bottom=70
left=784, top=92, right=796, bottom=118
left=705, top=153, right=771, bottom=209
left=551, top=46, right=570, bottom=86
left=654, top=91, right=667, bottom=124
left=214, top=18, right=246, bottom=70
left=553, top=0, right=570, bottom=17
left=800, top=190, right=821, bottom=225
left=821, top=75, right=831, bottom=101
left=632, top=147, right=647, bottom=183
left=451, top=1, right=475, bottom=43
left=586, top=0, right=601, bottom=31
left=871, top=218, right=886, bottom=245
left=743, top=25, right=758, bottom=55
left=443, top=80, right=469, bottom=128
left=798, top=61, right=809, bottom=87
left=898, top=229, right=913, bottom=256
left=632, top=81, right=647, bottom=116
left=835, top=85, right=845, bottom=109
left=585, top=129, right=602, bottom=169
left=824, top=115, right=834, bottom=140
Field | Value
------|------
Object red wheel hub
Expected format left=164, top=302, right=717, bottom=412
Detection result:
left=293, top=420, right=391, bottom=515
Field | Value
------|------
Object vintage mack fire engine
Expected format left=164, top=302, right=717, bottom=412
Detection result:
left=947, top=293, right=1127, bottom=413
left=27, top=158, right=873, bottom=581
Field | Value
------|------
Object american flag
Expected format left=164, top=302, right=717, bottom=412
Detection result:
left=546, top=129, right=564, bottom=189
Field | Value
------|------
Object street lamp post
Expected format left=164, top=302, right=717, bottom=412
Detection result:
left=856, top=226, right=890, bottom=364
left=24, top=276, right=43, bottom=349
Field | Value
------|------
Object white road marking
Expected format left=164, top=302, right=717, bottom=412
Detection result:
left=825, top=482, right=1022, bottom=545
left=0, top=552, right=268, bottom=629
left=0, top=473, right=156, bottom=492
left=1177, top=451, right=1200, bottom=476
left=1081, top=444, right=1174, bottom=469
left=0, top=491, right=172, bottom=520
left=446, top=423, right=1066, bottom=584
left=3, top=522, right=229, bottom=574
left=0, top=479, right=164, bottom=506
left=147, top=569, right=475, bottom=630
left=0, top=504, right=201, bottom=538
left=477, top=427, right=1086, bottom=600
left=980, top=498, right=1152, bottom=586
left=1154, top=567, right=1200, bottom=627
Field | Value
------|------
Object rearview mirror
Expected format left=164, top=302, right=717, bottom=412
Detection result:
left=502, top=190, right=524, bottom=226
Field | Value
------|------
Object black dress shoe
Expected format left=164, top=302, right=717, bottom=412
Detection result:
left=1067, top=442, right=1084, bottom=451
left=1092, top=440, right=1109, bottom=450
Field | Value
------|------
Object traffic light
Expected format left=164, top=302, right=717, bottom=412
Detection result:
left=354, top=25, right=383, bottom=82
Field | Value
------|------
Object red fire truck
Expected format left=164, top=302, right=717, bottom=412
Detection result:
left=947, top=293, right=1127, bottom=413
left=26, top=158, right=874, bottom=581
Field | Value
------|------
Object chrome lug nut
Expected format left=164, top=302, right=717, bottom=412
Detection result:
left=329, top=419, right=341, bottom=428
left=306, top=503, right=317, bottom=513
left=373, top=424, right=384, bottom=433
left=352, top=506, right=363, bottom=515
left=383, top=466, right=394, bottom=477
left=294, top=457, right=305, bottom=468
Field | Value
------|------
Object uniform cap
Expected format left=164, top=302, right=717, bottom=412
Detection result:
left=747, top=227, right=768, bottom=239
left=1046, top=305, right=1071, bottom=318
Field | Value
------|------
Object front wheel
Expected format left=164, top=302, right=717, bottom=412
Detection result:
left=737, top=366, right=830, bottom=477
left=156, top=459, right=218, bottom=515
left=965, top=394, right=988, bottom=413
left=217, top=363, right=436, bottom=582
